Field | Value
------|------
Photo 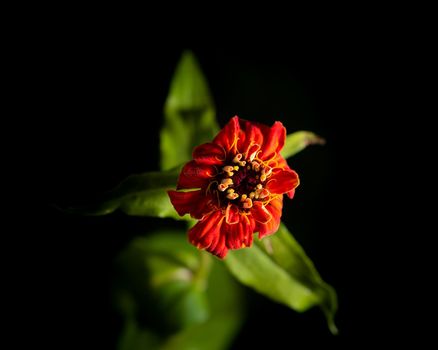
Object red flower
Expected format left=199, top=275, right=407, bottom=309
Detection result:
left=168, top=116, right=299, bottom=258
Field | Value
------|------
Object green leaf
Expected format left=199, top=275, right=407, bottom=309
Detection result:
left=161, top=261, right=244, bottom=350
left=161, top=50, right=219, bottom=170
left=118, top=319, right=160, bottom=350
left=67, top=167, right=183, bottom=219
left=281, top=131, right=326, bottom=159
left=114, top=231, right=211, bottom=334
left=161, top=313, right=241, bottom=350
left=224, top=223, right=338, bottom=334
left=114, top=231, right=244, bottom=350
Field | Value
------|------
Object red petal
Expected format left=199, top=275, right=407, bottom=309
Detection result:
left=251, top=201, right=273, bottom=224
left=220, top=212, right=255, bottom=250
left=259, top=121, right=286, bottom=161
left=238, top=119, right=264, bottom=158
left=208, top=231, right=228, bottom=258
left=177, top=160, right=217, bottom=190
left=188, top=211, right=228, bottom=258
left=225, top=204, right=240, bottom=224
left=213, top=116, right=243, bottom=153
left=286, top=188, right=295, bottom=199
left=168, top=190, right=212, bottom=219
left=241, top=214, right=255, bottom=247
left=193, top=142, right=226, bottom=165
left=275, top=155, right=289, bottom=170
left=214, top=117, right=287, bottom=161
left=257, top=197, right=283, bottom=239
left=265, top=168, right=300, bottom=195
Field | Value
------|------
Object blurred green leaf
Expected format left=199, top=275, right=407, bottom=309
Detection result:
left=161, top=50, right=219, bottom=170
left=281, top=131, right=326, bottom=159
left=224, top=223, right=338, bottom=334
left=115, top=231, right=244, bottom=350
left=161, top=313, right=241, bottom=350
left=115, top=231, right=210, bottom=333
left=67, top=167, right=183, bottom=219
left=118, top=319, right=160, bottom=350
left=161, top=260, right=244, bottom=350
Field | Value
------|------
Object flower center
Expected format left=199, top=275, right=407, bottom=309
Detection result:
left=215, top=153, right=272, bottom=209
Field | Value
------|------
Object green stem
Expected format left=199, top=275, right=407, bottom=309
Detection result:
left=185, top=219, right=212, bottom=290
left=193, top=251, right=212, bottom=291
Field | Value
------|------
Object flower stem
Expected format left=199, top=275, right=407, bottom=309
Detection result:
left=193, top=251, right=212, bottom=291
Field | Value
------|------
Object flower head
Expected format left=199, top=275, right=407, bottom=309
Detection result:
left=168, top=116, right=299, bottom=258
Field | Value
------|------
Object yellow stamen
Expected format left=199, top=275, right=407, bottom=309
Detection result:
left=233, top=154, right=242, bottom=163
left=226, top=171, right=234, bottom=177
left=233, top=165, right=239, bottom=171
left=227, top=188, right=235, bottom=194
left=256, top=184, right=263, bottom=190
left=260, top=174, right=267, bottom=182
left=249, top=192, right=255, bottom=199
left=226, top=192, right=239, bottom=200
left=221, top=178, right=233, bottom=186
left=218, top=184, right=227, bottom=192
left=223, top=165, right=234, bottom=172
left=243, top=198, right=253, bottom=209
left=259, top=189, right=270, bottom=199
left=262, top=167, right=272, bottom=176
left=240, top=194, right=247, bottom=201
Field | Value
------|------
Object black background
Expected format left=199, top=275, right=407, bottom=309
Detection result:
left=34, top=32, right=415, bottom=348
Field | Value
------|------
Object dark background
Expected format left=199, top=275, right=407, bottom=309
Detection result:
left=35, top=37, right=412, bottom=348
